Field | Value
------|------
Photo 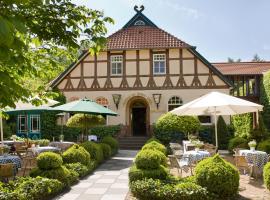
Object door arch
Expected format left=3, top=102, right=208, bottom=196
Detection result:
left=126, top=96, right=150, bottom=136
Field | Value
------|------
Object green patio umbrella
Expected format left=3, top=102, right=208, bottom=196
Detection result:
left=52, top=98, right=118, bottom=116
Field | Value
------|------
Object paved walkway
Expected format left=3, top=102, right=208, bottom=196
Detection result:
left=55, top=150, right=137, bottom=200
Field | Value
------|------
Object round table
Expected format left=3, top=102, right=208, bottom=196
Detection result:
left=183, top=150, right=210, bottom=165
left=29, top=146, right=61, bottom=155
left=239, top=149, right=268, bottom=170
left=49, top=141, right=74, bottom=151
left=0, top=155, right=22, bottom=170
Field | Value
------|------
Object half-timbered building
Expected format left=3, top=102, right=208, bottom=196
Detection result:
left=51, top=6, right=232, bottom=137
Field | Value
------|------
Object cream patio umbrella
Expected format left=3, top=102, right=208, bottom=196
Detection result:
left=170, top=91, right=263, bottom=149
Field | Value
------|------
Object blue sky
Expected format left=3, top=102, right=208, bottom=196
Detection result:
left=73, top=0, right=270, bottom=62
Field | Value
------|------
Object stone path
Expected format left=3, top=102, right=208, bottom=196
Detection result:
left=54, top=150, right=137, bottom=200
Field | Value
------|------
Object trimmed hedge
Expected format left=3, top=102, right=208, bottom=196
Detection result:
left=62, top=144, right=90, bottom=167
left=90, top=125, right=121, bottom=138
left=135, top=149, right=167, bottom=169
left=195, top=154, right=239, bottom=199
left=142, top=141, right=167, bottom=155
left=65, top=162, right=89, bottom=178
left=130, top=178, right=210, bottom=200
left=36, top=152, right=63, bottom=170
left=128, top=164, right=169, bottom=182
left=258, top=139, right=270, bottom=153
left=30, top=166, right=78, bottom=187
left=228, top=137, right=248, bottom=152
left=264, top=162, right=270, bottom=190
left=101, top=136, right=119, bottom=154
left=100, top=143, right=112, bottom=159
left=80, top=141, right=104, bottom=164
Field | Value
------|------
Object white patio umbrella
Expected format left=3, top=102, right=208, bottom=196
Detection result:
left=170, top=91, right=263, bottom=149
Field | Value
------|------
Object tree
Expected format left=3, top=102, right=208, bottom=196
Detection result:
left=252, top=54, right=264, bottom=62
left=227, top=57, right=241, bottom=63
left=0, top=0, right=113, bottom=108
left=216, top=116, right=231, bottom=149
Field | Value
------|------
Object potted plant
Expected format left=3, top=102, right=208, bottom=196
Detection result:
left=192, top=140, right=204, bottom=152
left=59, top=134, right=64, bottom=142
left=248, top=140, right=256, bottom=151
left=10, top=135, right=17, bottom=142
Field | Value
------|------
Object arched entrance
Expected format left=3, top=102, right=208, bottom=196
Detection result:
left=126, top=96, right=150, bottom=136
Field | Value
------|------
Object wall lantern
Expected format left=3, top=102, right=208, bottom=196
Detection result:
left=152, top=94, right=162, bottom=109
left=112, top=94, right=121, bottom=109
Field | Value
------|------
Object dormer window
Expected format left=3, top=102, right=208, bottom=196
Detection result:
left=111, top=55, right=123, bottom=75
left=134, top=20, right=145, bottom=26
left=153, top=54, right=166, bottom=74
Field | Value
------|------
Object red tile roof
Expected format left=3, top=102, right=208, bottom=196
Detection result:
left=106, top=26, right=190, bottom=50
left=213, top=62, right=270, bottom=75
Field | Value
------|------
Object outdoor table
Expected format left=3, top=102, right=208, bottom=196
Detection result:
left=49, top=142, right=74, bottom=151
left=29, top=146, right=61, bottom=155
left=239, top=149, right=268, bottom=175
left=183, top=150, right=210, bottom=165
left=0, top=155, right=22, bottom=170
left=183, top=140, right=196, bottom=152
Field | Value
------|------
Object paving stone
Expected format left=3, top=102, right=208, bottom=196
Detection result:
left=89, top=174, right=102, bottom=179
left=91, top=183, right=113, bottom=188
left=57, top=193, right=80, bottom=200
left=101, top=194, right=126, bottom=200
left=111, top=183, right=129, bottom=189
left=104, top=171, right=121, bottom=176
left=77, top=194, right=103, bottom=200
left=72, top=182, right=93, bottom=189
left=96, top=178, right=115, bottom=184
left=85, top=187, right=108, bottom=195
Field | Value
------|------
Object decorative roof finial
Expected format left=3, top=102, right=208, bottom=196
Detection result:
left=134, top=5, right=145, bottom=13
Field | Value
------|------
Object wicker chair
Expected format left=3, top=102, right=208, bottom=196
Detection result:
left=234, top=155, right=253, bottom=177
left=22, top=150, right=37, bottom=176
left=0, top=163, right=15, bottom=182
left=233, top=148, right=245, bottom=156
left=15, top=143, right=27, bottom=158
left=169, top=154, right=194, bottom=176
left=204, top=143, right=217, bottom=156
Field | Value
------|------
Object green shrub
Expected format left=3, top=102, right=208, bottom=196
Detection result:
left=90, top=125, right=121, bottom=138
left=130, top=178, right=210, bottom=200
left=216, top=116, right=231, bottom=149
left=101, top=136, right=119, bottom=154
left=14, top=177, right=63, bottom=200
left=135, top=149, right=167, bottom=169
left=37, top=139, right=50, bottom=146
left=258, top=139, right=270, bottom=153
left=128, top=164, right=169, bottom=182
left=263, top=162, right=270, bottom=190
left=142, top=141, right=166, bottom=155
left=65, top=162, right=89, bottom=178
left=100, top=143, right=112, bottom=159
left=81, top=141, right=104, bottom=164
left=228, top=137, right=248, bottom=152
left=260, top=70, right=270, bottom=131
left=62, top=144, right=90, bottom=166
left=231, top=113, right=253, bottom=138
left=146, top=137, right=161, bottom=144
left=251, top=113, right=268, bottom=141
left=195, top=154, right=239, bottom=199
left=30, top=166, right=78, bottom=187
left=36, top=152, right=63, bottom=170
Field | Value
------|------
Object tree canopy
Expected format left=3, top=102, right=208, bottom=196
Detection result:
left=0, top=0, right=113, bottom=108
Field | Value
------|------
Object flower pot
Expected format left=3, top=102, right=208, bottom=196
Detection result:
left=250, top=146, right=255, bottom=151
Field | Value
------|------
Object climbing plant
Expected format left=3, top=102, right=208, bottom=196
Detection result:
left=260, top=71, right=270, bottom=131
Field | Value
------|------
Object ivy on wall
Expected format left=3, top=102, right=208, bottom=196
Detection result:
left=231, top=113, right=253, bottom=138
left=260, top=71, right=270, bottom=131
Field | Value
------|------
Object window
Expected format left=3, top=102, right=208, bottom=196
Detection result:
left=96, top=97, right=109, bottom=125
left=153, top=54, right=166, bottom=74
left=111, top=55, right=123, bottom=75
left=134, top=20, right=145, bottom=26
left=18, top=115, right=27, bottom=133
left=168, top=96, right=183, bottom=111
left=30, top=115, right=40, bottom=133
left=198, top=116, right=212, bottom=124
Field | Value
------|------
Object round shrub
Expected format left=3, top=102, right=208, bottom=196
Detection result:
left=264, top=162, right=270, bottom=191
left=228, top=137, right=248, bottom=152
left=142, top=141, right=166, bottom=155
left=81, top=141, right=104, bottom=163
left=258, top=139, right=270, bottom=153
left=30, top=165, right=78, bottom=187
left=128, top=164, right=169, bottom=182
left=101, top=136, right=119, bottom=154
left=100, top=143, right=112, bottom=159
left=195, top=154, right=239, bottom=198
left=135, top=149, right=167, bottom=169
left=174, top=182, right=210, bottom=200
left=65, top=162, right=89, bottom=178
left=62, top=144, right=90, bottom=166
left=37, top=152, right=63, bottom=170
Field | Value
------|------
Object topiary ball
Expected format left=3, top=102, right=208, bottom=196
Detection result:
left=37, top=152, right=63, bottom=170
left=135, top=149, right=166, bottom=169
left=195, top=154, right=239, bottom=198
left=142, top=141, right=166, bottom=155
left=100, top=143, right=112, bottom=159
left=80, top=141, right=104, bottom=164
left=263, top=162, right=270, bottom=191
left=101, top=136, right=119, bottom=154
left=62, top=144, right=90, bottom=166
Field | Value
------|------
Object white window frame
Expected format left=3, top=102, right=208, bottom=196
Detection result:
left=153, top=53, right=166, bottom=75
left=18, top=115, right=27, bottom=133
left=111, top=55, right=123, bottom=76
left=167, top=96, right=183, bottom=112
left=30, top=115, right=40, bottom=133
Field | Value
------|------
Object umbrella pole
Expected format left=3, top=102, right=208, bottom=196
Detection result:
left=0, top=112, right=3, bottom=146
left=214, top=107, right=218, bottom=150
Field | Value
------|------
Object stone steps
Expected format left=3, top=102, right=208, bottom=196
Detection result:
left=118, top=136, right=149, bottom=150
